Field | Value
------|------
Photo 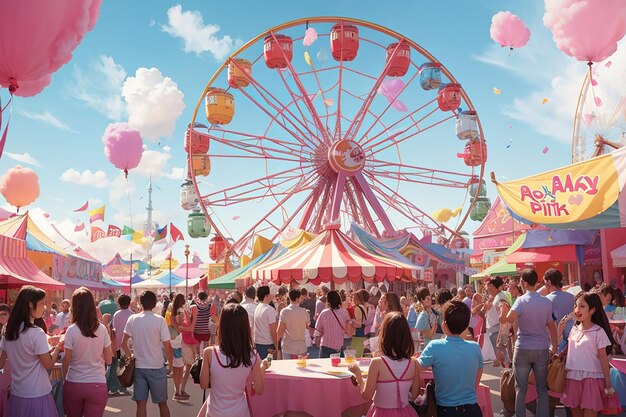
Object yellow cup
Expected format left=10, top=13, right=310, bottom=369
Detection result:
left=296, top=353, right=308, bottom=368
left=345, top=349, right=356, bottom=365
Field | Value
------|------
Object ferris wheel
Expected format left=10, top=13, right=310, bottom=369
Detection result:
left=572, top=62, right=626, bottom=163
left=184, top=17, right=488, bottom=258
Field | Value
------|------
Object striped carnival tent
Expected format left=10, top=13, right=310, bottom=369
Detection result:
left=253, top=224, right=422, bottom=285
left=0, top=235, right=64, bottom=289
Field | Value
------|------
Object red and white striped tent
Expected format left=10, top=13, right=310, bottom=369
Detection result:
left=253, top=224, right=422, bottom=285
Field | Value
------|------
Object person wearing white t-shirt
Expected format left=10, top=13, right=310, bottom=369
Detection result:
left=55, top=299, right=71, bottom=330
left=253, top=286, right=278, bottom=360
left=277, top=289, right=310, bottom=358
left=240, top=286, right=257, bottom=332
left=0, top=286, right=64, bottom=417
left=62, top=287, right=113, bottom=417
left=122, top=291, right=173, bottom=417
left=482, top=277, right=507, bottom=366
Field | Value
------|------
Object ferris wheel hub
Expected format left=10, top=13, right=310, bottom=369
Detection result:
left=327, top=140, right=365, bottom=175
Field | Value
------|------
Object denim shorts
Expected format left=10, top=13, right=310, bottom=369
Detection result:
left=132, top=367, right=168, bottom=403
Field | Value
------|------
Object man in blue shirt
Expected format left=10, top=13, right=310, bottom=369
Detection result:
left=418, top=301, right=483, bottom=416
left=544, top=268, right=575, bottom=345
left=504, top=269, right=557, bottom=417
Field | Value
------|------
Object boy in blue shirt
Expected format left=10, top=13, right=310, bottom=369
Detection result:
left=418, top=300, right=484, bottom=416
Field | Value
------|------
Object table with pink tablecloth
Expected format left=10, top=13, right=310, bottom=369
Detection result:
left=249, top=358, right=368, bottom=417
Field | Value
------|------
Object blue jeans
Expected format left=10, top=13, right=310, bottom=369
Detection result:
left=437, top=403, right=482, bottom=417
left=319, top=345, right=341, bottom=358
left=513, top=348, right=549, bottom=417
left=255, top=343, right=275, bottom=360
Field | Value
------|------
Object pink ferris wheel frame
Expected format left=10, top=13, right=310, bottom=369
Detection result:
left=186, top=16, right=487, bottom=260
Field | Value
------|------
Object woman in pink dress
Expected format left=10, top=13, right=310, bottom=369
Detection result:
left=349, top=311, right=421, bottom=417
left=197, top=303, right=269, bottom=417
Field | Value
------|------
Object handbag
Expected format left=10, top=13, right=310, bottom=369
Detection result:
left=500, top=368, right=516, bottom=413
left=416, top=381, right=437, bottom=417
left=547, top=354, right=566, bottom=393
left=116, top=356, right=135, bottom=388
left=190, top=356, right=209, bottom=387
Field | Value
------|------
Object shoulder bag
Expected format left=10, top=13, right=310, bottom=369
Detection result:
left=331, top=309, right=354, bottom=338
left=117, top=356, right=135, bottom=388
left=415, top=381, right=437, bottom=417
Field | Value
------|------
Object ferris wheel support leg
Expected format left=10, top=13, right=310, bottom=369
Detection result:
left=330, top=173, right=347, bottom=223
left=298, top=184, right=323, bottom=230
left=351, top=177, right=381, bottom=237
left=354, top=173, right=396, bottom=236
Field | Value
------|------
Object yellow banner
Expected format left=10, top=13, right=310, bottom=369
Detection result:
left=495, top=152, right=619, bottom=224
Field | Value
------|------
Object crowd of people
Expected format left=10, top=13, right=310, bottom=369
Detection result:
left=0, top=267, right=625, bottom=416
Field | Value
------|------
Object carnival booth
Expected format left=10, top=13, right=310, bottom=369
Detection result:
left=493, top=145, right=626, bottom=287
left=0, top=234, right=64, bottom=303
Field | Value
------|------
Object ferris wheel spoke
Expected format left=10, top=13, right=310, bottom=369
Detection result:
left=224, top=175, right=316, bottom=256
left=358, top=98, right=438, bottom=148
left=297, top=181, right=324, bottom=230
left=201, top=166, right=314, bottom=203
left=229, top=57, right=325, bottom=148
left=364, top=172, right=439, bottom=230
left=234, top=77, right=320, bottom=150
left=208, top=130, right=304, bottom=163
left=365, top=111, right=456, bottom=156
left=310, top=180, right=335, bottom=233
left=343, top=40, right=410, bottom=142
left=211, top=126, right=306, bottom=154
left=267, top=32, right=332, bottom=145
left=348, top=177, right=381, bottom=237
left=367, top=159, right=472, bottom=188
left=352, top=173, right=396, bottom=235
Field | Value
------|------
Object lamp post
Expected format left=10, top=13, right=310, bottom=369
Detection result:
left=184, top=244, right=190, bottom=297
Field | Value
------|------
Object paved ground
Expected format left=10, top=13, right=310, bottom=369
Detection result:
left=102, top=361, right=621, bottom=417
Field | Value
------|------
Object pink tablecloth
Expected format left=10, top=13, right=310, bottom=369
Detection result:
left=249, top=358, right=368, bottom=417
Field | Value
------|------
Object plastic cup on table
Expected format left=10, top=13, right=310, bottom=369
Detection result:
left=330, top=353, right=341, bottom=367
left=296, top=353, right=308, bottom=368
left=344, top=349, right=356, bottom=365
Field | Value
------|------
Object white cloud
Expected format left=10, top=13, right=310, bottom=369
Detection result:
left=4, top=152, right=42, bottom=167
left=60, top=169, right=110, bottom=188
left=164, top=167, right=184, bottom=180
left=161, top=5, right=242, bottom=60
left=70, top=55, right=127, bottom=120
left=122, top=67, right=185, bottom=141
left=503, top=40, right=626, bottom=144
left=19, top=111, right=76, bottom=132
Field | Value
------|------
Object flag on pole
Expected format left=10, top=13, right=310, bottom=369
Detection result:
left=74, top=222, right=85, bottom=232
left=88, top=206, right=105, bottom=223
left=170, top=223, right=184, bottom=242
left=73, top=201, right=89, bottom=212
left=154, top=225, right=167, bottom=242
left=107, top=225, right=122, bottom=237
left=121, top=226, right=134, bottom=238
left=91, top=227, right=106, bottom=242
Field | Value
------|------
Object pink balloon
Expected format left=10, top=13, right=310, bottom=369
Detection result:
left=102, top=123, right=144, bottom=175
left=378, top=78, right=405, bottom=98
left=0, top=166, right=40, bottom=208
left=490, top=11, right=531, bottom=49
left=1, top=73, right=52, bottom=97
left=542, top=147, right=550, bottom=154
left=544, top=0, right=626, bottom=63
left=0, top=0, right=101, bottom=93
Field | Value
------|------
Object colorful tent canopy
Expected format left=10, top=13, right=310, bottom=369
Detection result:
left=253, top=224, right=422, bottom=285
left=350, top=223, right=413, bottom=264
left=506, top=245, right=580, bottom=264
left=150, top=270, right=184, bottom=286
left=103, top=253, right=153, bottom=277
left=470, top=233, right=526, bottom=282
left=209, top=243, right=287, bottom=289
left=175, top=277, right=202, bottom=288
left=520, top=229, right=597, bottom=249
left=494, top=146, right=626, bottom=229
left=0, top=235, right=64, bottom=289
left=172, top=263, right=205, bottom=279
left=0, top=213, right=68, bottom=255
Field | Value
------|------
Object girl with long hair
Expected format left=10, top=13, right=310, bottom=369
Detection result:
left=197, top=303, right=269, bottom=417
left=170, top=293, right=194, bottom=401
left=562, top=292, right=620, bottom=416
left=349, top=312, right=420, bottom=417
left=0, top=286, right=62, bottom=417
left=62, top=287, right=113, bottom=417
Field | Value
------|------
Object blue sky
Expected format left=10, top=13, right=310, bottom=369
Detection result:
left=1, top=1, right=623, bottom=265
